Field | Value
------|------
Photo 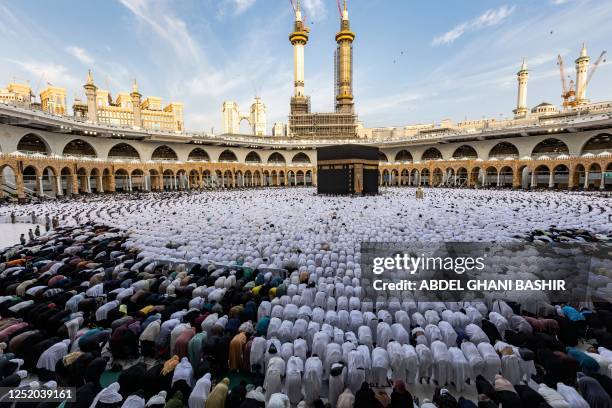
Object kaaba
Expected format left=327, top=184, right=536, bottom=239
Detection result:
left=317, top=144, right=379, bottom=195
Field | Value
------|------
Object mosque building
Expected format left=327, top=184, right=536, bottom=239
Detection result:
left=0, top=2, right=611, bottom=202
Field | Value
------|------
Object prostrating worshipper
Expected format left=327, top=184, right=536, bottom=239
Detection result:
left=188, top=373, right=211, bottom=408
left=303, top=355, right=323, bottom=406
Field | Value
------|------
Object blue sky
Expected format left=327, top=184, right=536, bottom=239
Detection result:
left=1, top=0, right=611, bottom=133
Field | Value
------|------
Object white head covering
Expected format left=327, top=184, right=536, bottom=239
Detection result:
left=90, top=383, right=122, bottom=408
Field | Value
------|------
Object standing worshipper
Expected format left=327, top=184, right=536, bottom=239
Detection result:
left=20, top=234, right=26, bottom=245
left=188, top=373, right=211, bottom=408
left=285, top=356, right=304, bottom=406
left=35, top=225, right=40, bottom=237
left=45, top=214, right=51, bottom=231
left=229, top=332, right=247, bottom=372
left=304, top=355, right=323, bottom=406
left=10, top=211, right=15, bottom=223
left=28, top=228, right=35, bottom=241
left=31, top=211, right=36, bottom=224
left=205, top=378, right=230, bottom=408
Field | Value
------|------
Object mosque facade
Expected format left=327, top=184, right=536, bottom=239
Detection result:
left=0, top=8, right=611, bottom=201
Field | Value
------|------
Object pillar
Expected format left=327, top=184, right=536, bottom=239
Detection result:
left=86, top=176, right=91, bottom=193
left=38, top=176, right=44, bottom=197
left=16, top=173, right=25, bottom=203
left=128, top=175, right=133, bottom=191
left=56, top=176, right=63, bottom=196
left=583, top=171, right=589, bottom=189
left=600, top=171, right=606, bottom=190
left=174, top=176, right=178, bottom=190
left=496, top=172, right=501, bottom=187
left=98, top=175, right=104, bottom=193
left=144, top=175, right=149, bottom=191
left=548, top=171, right=554, bottom=188
left=530, top=170, right=536, bottom=188
left=0, top=175, right=4, bottom=198
left=72, top=175, right=79, bottom=195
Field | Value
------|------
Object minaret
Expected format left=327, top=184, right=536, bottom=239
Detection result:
left=513, top=58, right=529, bottom=118
left=130, top=79, right=142, bottom=128
left=574, top=43, right=590, bottom=104
left=289, top=0, right=310, bottom=114
left=250, top=97, right=267, bottom=136
left=84, top=70, right=98, bottom=123
left=335, top=0, right=355, bottom=113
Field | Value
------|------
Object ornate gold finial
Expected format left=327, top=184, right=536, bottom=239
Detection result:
left=580, top=42, right=587, bottom=58
left=86, top=69, right=94, bottom=85
left=132, top=78, right=138, bottom=93
left=344, top=0, right=347, bottom=11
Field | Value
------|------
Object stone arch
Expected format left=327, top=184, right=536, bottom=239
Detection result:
left=420, top=168, right=430, bottom=186
left=108, top=143, right=140, bottom=161
left=470, top=167, right=483, bottom=187
left=484, top=166, right=498, bottom=187
left=223, top=170, right=233, bottom=187
left=422, top=147, right=442, bottom=161
left=244, top=170, right=253, bottom=187
left=235, top=170, right=244, bottom=187
left=296, top=170, right=305, bottom=186
left=130, top=169, right=145, bottom=191
left=586, top=163, right=603, bottom=189
left=580, top=133, right=612, bottom=155
left=395, top=150, right=413, bottom=163
left=162, top=169, right=175, bottom=190
left=378, top=151, right=389, bottom=163
left=489, top=142, right=519, bottom=159
left=202, top=170, right=211, bottom=187
left=287, top=170, right=296, bottom=186
left=189, top=169, right=200, bottom=188
left=41, top=166, right=59, bottom=196
left=400, top=169, right=409, bottom=185
left=17, top=133, right=50, bottom=155
left=151, top=145, right=178, bottom=161
left=114, top=168, right=130, bottom=192
left=76, top=167, right=89, bottom=193
left=245, top=151, right=262, bottom=163
left=452, top=145, right=478, bottom=159
left=305, top=170, right=313, bottom=186
left=22, top=165, right=39, bottom=194
left=253, top=170, right=262, bottom=186
left=552, top=164, right=569, bottom=189
left=410, top=168, right=419, bottom=186
left=432, top=168, right=443, bottom=186
left=456, top=167, right=468, bottom=186
left=292, top=152, right=311, bottom=164
left=531, top=138, right=569, bottom=157
left=533, top=164, right=551, bottom=188
left=60, top=166, right=75, bottom=195
left=219, top=149, right=238, bottom=162
left=62, top=139, right=97, bottom=158
left=187, top=148, right=210, bottom=162
left=499, top=166, right=513, bottom=187
left=268, top=152, right=286, bottom=164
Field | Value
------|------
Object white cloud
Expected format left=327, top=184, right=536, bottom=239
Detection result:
left=5, top=59, right=80, bottom=90
left=432, top=5, right=516, bottom=46
left=66, top=46, right=94, bottom=65
left=118, top=0, right=200, bottom=62
left=301, top=0, right=326, bottom=21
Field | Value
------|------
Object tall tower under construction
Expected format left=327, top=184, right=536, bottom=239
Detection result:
left=335, top=0, right=355, bottom=114
left=288, top=0, right=359, bottom=139
left=289, top=0, right=310, bottom=115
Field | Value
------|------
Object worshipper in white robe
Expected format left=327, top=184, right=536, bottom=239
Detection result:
left=477, top=342, right=502, bottom=383
left=328, top=362, right=346, bottom=408
left=264, top=356, right=286, bottom=403
left=325, top=342, right=343, bottom=380
left=460, top=341, right=484, bottom=378
left=537, top=383, right=571, bottom=408
left=376, top=321, right=392, bottom=348
left=280, top=342, right=294, bottom=364
left=267, top=393, right=290, bottom=408
left=402, top=344, right=418, bottom=385
left=431, top=340, right=453, bottom=387
left=494, top=341, right=522, bottom=385
left=284, top=356, right=304, bottom=406
left=438, top=321, right=457, bottom=348
left=466, top=323, right=490, bottom=344
left=556, top=382, right=589, bottom=408
left=425, top=324, right=443, bottom=345
left=357, top=344, right=372, bottom=384
left=293, top=338, right=307, bottom=362
left=372, top=346, right=390, bottom=386
left=416, top=343, right=433, bottom=384
left=171, top=357, right=194, bottom=387
left=358, top=326, right=373, bottom=350
left=265, top=338, right=282, bottom=369
left=90, top=382, right=122, bottom=408
left=121, top=394, right=145, bottom=408
left=188, top=373, right=211, bottom=408
left=387, top=340, right=405, bottom=383
left=390, top=323, right=410, bottom=345
left=36, top=339, right=71, bottom=372
left=347, top=349, right=366, bottom=394
left=489, top=312, right=509, bottom=339
left=341, top=341, right=355, bottom=366
left=412, top=327, right=428, bottom=346
left=303, top=355, right=323, bottom=405
left=448, top=346, right=471, bottom=392
left=249, top=336, right=267, bottom=374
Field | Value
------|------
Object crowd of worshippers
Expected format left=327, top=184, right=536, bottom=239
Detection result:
left=1, top=223, right=612, bottom=408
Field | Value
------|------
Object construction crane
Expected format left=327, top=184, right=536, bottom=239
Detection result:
left=557, top=49, right=607, bottom=109
left=557, top=55, right=574, bottom=109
